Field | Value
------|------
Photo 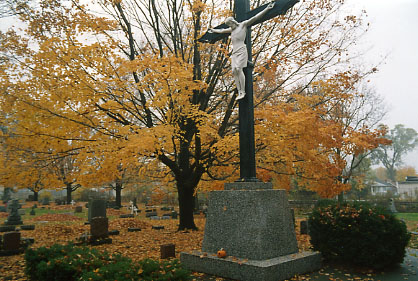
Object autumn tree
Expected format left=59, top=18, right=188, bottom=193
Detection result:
left=0, top=0, right=382, bottom=229
left=372, top=124, right=418, bottom=181
left=395, top=166, right=417, bottom=182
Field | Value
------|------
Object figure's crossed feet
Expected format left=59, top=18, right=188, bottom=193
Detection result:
left=236, top=91, right=246, bottom=100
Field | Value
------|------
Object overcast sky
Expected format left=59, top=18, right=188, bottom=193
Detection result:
left=345, top=0, right=418, bottom=168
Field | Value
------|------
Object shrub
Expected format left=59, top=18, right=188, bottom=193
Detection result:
left=25, top=243, right=192, bottom=281
left=137, top=259, right=193, bottom=281
left=309, top=201, right=411, bottom=269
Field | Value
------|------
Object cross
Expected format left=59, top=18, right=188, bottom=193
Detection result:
left=199, top=0, right=299, bottom=181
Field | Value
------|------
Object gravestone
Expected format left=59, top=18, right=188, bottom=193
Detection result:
left=145, top=211, right=158, bottom=218
left=30, top=207, right=36, bottom=216
left=300, top=220, right=309, bottom=235
left=4, top=200, right=23, bottom=225
left=74, top=206, right=83, bottom=213
left=88, top=199, right=107, bottom=222
left=128, top=228, right=141, bottom=232
left=20, top=225, right=35, bottom=231
left=119, top=214, right=134, bottom=218
left=152, top=225, right=164, bottom=230
left=171, top=210, right=178, bottom=219
left=161, top=244, right=176, bottom=259
left=90, top=217, right=108, bottom=239
left=181, top=182, right=321, bottom=281
left=0, top=225, right=16, bottom=232
left=109, top=230, right=120, bottom=235
left=41, top=197, right=50, bottom=205
left=3, top=231, right=21, bottom=251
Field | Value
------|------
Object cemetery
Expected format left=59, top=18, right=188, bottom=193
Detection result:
left=0, top=196, right=415, bottom=280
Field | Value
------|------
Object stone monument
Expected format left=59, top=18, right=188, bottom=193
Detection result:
left=4, top=200, right=23, bottom=225
left=180, top=1, right=321, bottom=280
left=181, top=183, right=320, bottom=281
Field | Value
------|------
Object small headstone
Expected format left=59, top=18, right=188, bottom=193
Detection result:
left=145, top=209, right=153, bottom=213
left=119, top=214, right=134, bottom=218
left=152, top=225, right=164, bottom=230
left=300, top=220, right=309, bottom=235
left=162, top=215, right=171, bottom=220
left=18, top=209, right=25, bottom=216
left=74, top=206, right=83, bottom=213
left=171, top=210, right=178, bottom=219
left=0, top=225, right=16, bottom=232
left=90, top=217, right=108, bottom=239
left=145, top=211, right=158, bottom=218
left=30, top=208, right=36, bottom=216
left=150, top=216, right=160, bottom=220
left=88, top=199, right=107, bottom=222
left=108, top=230, right=120, bottom=235
left=3, top=231, right=21, bottom=251
left=128, top=228, right=142, bottom=232
left=20, top=225, right=35, bottom=231
left=41, top=197, right=50, bottom=205
left=4, top=200, right=23, bottom=225
left=160, top=243, right=175, bottom=259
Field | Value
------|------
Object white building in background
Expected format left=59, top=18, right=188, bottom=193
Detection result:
left=370, top=180, right=397, bottom=196
left=397, top=176, right=418, bottom=199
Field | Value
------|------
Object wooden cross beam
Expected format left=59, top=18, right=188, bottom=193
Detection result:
left=200, top=0, right=298, bottom=181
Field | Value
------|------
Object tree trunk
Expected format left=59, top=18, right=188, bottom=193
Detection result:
left=33, top=191, right=38, bottom=202
left=66, top=183, right=72, bottom=204
left=115, top=183, right=122, bottom=208
left=177, top=183, right=197, bottom=231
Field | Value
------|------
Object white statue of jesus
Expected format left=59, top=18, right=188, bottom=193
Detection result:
left=208, top=2, right=275, bottom=100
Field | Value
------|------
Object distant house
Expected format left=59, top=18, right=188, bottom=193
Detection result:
left=397, top=176, right=418, bottom=199
left=370, top=180, right=397, bottom=196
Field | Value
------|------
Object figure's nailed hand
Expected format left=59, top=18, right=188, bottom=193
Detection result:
left=267, top=2, right=275, bottom=9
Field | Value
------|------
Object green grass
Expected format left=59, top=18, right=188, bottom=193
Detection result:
left=395, top=213, right=418, bottom=249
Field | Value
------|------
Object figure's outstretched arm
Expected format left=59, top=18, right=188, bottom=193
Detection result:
left=245, top=2, right=275, bottom=26
left=208, top=27, right=232, bottom=34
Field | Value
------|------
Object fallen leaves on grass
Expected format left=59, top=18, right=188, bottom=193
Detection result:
left=31, top=213, right=83, bottom=222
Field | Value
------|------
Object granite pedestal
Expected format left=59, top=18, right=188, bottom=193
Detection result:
left=180, top=182, right=321, bottom=281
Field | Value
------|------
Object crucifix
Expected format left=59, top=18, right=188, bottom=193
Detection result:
left=199, top=0, right=299, bottom=182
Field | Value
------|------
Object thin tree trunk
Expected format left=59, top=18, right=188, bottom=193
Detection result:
left=115, top=183, right=122, bottom=208
left=66, top=183, right=72, bottom=204
left=33, top=191, right=38, bottom=202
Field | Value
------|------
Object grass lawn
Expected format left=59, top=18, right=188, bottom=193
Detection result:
left=396, top=213, right=418, bottom=249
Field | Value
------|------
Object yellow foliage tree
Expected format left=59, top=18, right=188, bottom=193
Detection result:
left=0, top=0, right=388, bottom=229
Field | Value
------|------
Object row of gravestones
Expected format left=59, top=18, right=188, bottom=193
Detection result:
left=79, top=200, right=170, bottom=245
left=0, top=200, right=35, bottom=256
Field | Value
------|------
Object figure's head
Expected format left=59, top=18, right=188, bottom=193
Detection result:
left=225, top=17, right=238, bottom=28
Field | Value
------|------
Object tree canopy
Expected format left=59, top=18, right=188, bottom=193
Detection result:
left=0, top=0, right=390, bottom=229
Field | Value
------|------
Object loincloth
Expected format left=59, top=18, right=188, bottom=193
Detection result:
left=231, top=45, right=248, bottom=68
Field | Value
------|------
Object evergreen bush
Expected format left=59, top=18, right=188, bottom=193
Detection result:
left=309, top=201, right=411, bottom=269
